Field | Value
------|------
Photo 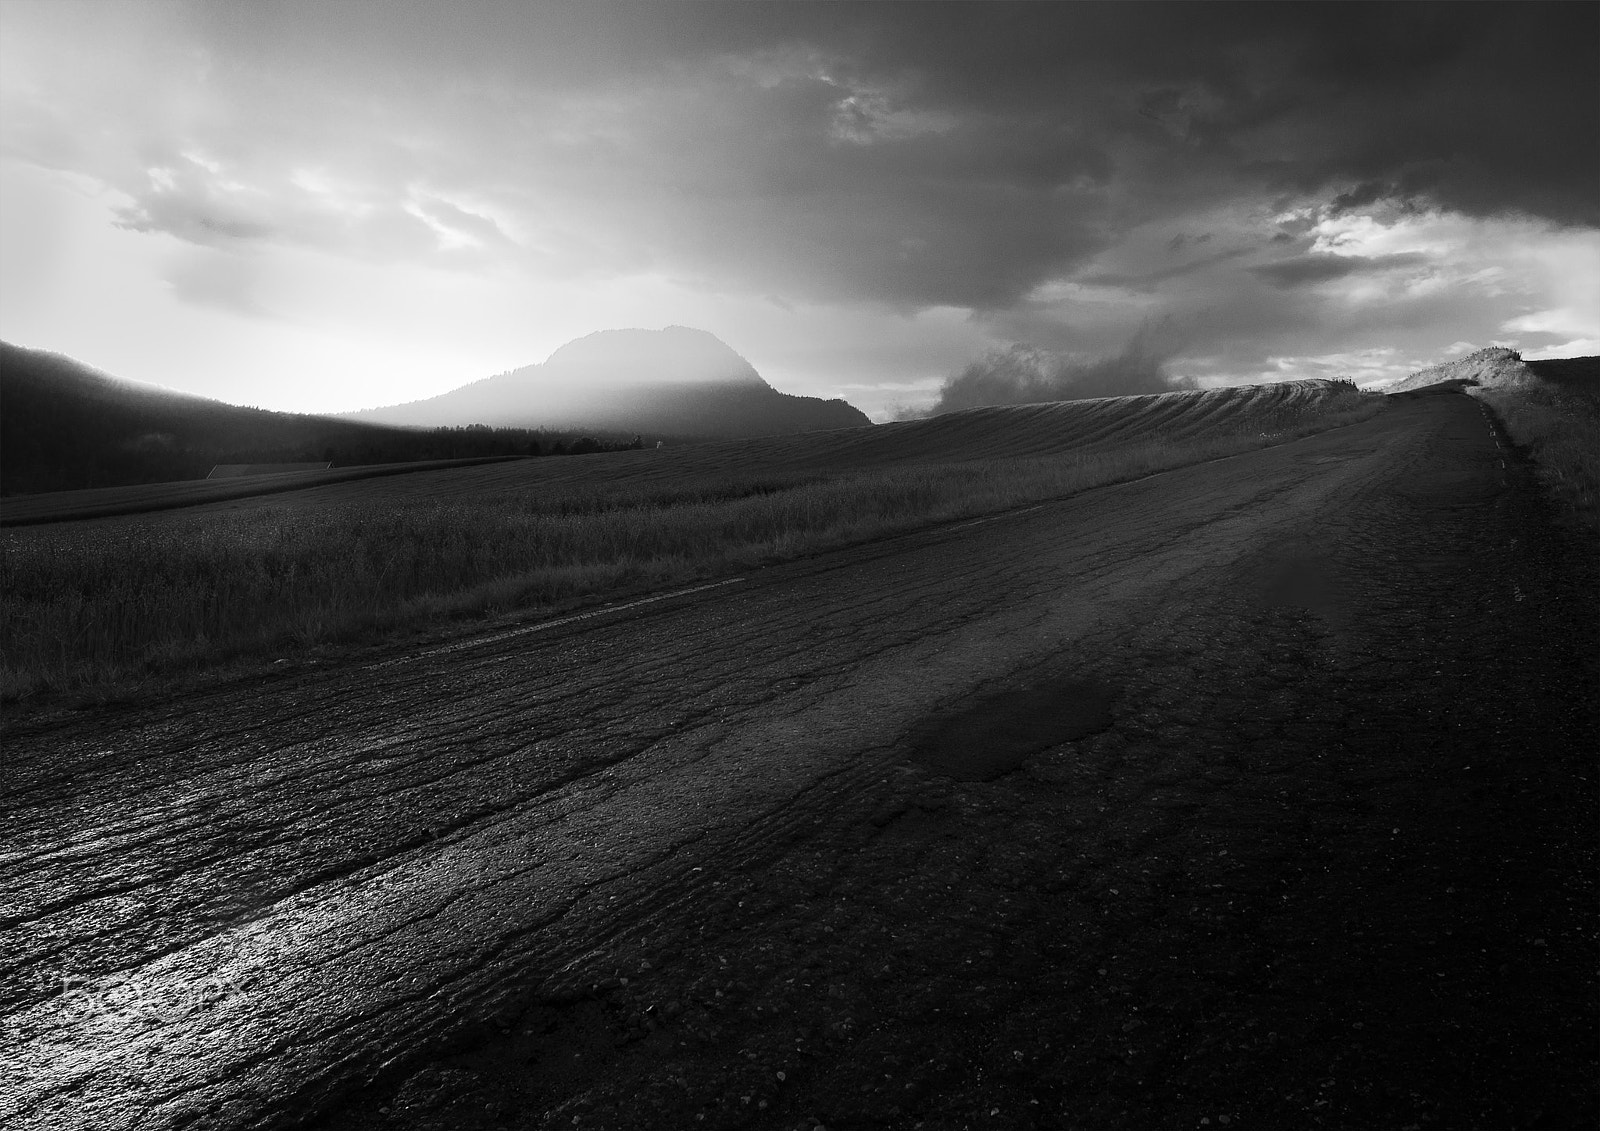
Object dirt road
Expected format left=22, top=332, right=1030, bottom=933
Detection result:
left=3, top=391, right=1594, bottom=1130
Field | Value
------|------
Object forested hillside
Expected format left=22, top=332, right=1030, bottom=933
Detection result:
left=0, top=342, right=637, bottom=495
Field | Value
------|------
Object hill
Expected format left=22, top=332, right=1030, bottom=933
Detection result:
left=1386, top=346, right=1532, bottom=393
left=1388, top=345, right=1600, bottom=403
left=0, top=342, right=629, bottom=496
left=1525, top=355, right=1600, bottom=404
left=347, top=326, right=871, bottom=437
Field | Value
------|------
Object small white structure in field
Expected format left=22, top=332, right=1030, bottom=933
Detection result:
left=656, top=441, right=664, bottom=449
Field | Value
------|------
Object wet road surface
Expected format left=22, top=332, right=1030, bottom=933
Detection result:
left=2, top=391, right=1595, bottom=1129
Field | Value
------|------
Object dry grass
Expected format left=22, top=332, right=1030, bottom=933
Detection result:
left=1471, top=382, right=1600, bottom=532
left=1, top=381, right=1383, bottom=703
left=0, top=456, right=523, bottom=527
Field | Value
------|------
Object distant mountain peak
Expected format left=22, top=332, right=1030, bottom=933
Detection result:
left=348, top=326, right=869, bottom=438
left=541, top=326, right=767, bottom=388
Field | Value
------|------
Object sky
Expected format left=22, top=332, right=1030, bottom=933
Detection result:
left=1, top=1, right=1596, bottom=420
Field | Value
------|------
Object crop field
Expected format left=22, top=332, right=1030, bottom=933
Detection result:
left=0, top=455, right=526, bottom=527
left=0, top=379, right=1382, bottom=701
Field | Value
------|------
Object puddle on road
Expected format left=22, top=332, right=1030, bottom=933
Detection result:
left=908, top=679, right=1118, bottom=782
left=1254, top=552, right=1343, bottom=613
left=1244, top=543, right=1362, bottom=631
left=1240, top=543, right=1369, bottom=642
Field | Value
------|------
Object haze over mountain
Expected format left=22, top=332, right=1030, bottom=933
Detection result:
left=347, top=327, right=870, bottom=438
left=0, top=341, right=570, bottom=495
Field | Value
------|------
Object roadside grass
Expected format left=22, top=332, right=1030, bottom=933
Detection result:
left=0, top=384, right=1384, bottom=705
left=1471, top=382, right=1600, bottom=533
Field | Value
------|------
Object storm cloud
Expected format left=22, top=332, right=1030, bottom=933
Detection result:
left=1, top=2, right=1596, bottom=415
left=933, top=336, right=1196, bottom=415
left=1251, top=253, right=1430, bottom=288
left=8, top=2, right=1593, bottom=306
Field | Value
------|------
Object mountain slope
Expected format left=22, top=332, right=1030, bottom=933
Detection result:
left=348, top=326, right=870, bottom=437
left=0, top=342, right=543, bottom=495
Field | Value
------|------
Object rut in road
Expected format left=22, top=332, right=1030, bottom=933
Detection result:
left=1, top=391, right=1593, bottom=1131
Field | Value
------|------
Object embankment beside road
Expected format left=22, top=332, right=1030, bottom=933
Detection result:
left=1390, top=348, right=1598, bottom=530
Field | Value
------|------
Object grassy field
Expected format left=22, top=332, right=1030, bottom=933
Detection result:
left=0, top=455, right=527, bottom=527
left=1473, top=357, right=1599, bottom=533
left=1, top=380, right=1382, bottom=703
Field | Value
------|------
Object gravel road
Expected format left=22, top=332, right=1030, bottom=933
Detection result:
left=3, top=390, right=1594, bottom=1130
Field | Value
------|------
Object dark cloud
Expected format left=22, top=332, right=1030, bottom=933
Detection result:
left=5, top=0, right=1594, bottom=331
left=766, top=3, right=1600, bottom=223
left=1251, top=252, right=1429, bottom=288
left=1083, top=246, right=1255, bottom=292
left=1244, top=4, right=1599, bottom=227
left=1328, top=182, right=1390, bottom=216
left=932, top=335, right=1196, bottom=415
